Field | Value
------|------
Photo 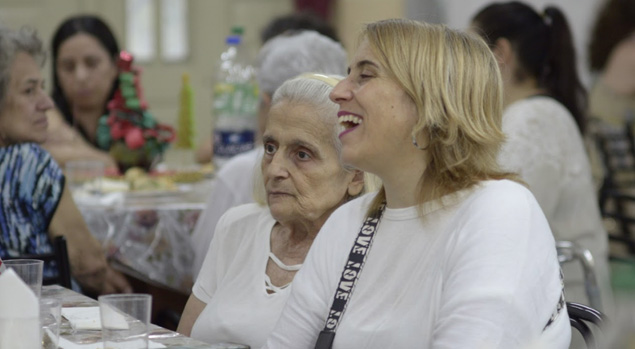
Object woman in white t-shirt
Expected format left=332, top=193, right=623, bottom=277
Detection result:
left=176, top=74, right=367, bottom=348
left=263, top=19, right=570, bottom=348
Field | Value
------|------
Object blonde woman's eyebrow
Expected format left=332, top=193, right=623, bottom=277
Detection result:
left=354, top=59, right=380, bottom=71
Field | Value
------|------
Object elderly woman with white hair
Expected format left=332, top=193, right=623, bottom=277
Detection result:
left=177, top=74, right=367, bottom=348
left=190, top=30, right=348, bottom=278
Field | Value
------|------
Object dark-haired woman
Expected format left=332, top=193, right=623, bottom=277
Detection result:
left=588, top=0, right=635, bottom=126
left=43, top=15, right=119, bottom=170
left=471, top=0, right=613, bottom=332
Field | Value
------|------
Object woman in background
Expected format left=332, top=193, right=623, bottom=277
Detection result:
left=0, top=24, right=130, bottom=295
left=43, top=15, right=118, bottom=170
left=471, top=2, right=613, bottom=321
left=588, top=0, right=635, bottom=124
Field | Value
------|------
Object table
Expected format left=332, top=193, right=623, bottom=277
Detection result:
left=72, top=180, right=213, bottom=330
left=74, top=180, right=213, bottom=295
left=43, top=284, right=214, bottom=348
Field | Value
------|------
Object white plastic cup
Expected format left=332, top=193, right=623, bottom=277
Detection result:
left=99, top=294, right=152, bottom=349
left=3, top=260, right=43, bottom=298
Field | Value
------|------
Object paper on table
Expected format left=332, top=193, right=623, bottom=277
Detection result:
left=57, top=336, right=166, bottom=349
left=0, top=269, right=40, bottom=349
left=61, top=306, right=128, bottom=331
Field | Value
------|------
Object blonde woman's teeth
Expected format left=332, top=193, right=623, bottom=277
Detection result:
left=338, top=115, right=362, bottom=125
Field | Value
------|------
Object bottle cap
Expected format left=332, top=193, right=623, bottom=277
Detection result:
left=231, top=26, right=244, bottom=36
left=226, top=35, right=241, bottom=45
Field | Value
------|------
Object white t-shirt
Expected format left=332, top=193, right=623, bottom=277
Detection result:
left=263, top=180, right=570, bottom=349
left=191, top=203, right=289, bottom=348
left=499, top=96, right=612, bottom=311
left=191, top=148, right=263, bottom=278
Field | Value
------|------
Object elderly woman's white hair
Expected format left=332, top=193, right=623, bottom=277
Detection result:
left=0, top=25, right=45, bottom=107
left=257, top=30, right=347, bottom=96
left=253, top=73, right=380, bottom=205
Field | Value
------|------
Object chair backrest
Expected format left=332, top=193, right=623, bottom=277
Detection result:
left=567, top=302, right=607, bottom=349
left=589, top=117, right=635, bottom=255
left=3, top=236, right=72, bottom=288
left=556, top=240, right=603, bottom=311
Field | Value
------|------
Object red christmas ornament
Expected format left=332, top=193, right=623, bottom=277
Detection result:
left=125, top=127, right=145, bottom=149
left=118, top=51, right=134, bottom=71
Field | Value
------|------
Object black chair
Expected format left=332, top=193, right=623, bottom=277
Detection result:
left=4, top=236, right=72, bottom=288
left=591, top=117, right=635, bottom=254
left=568, top=302, right=607, bottom=349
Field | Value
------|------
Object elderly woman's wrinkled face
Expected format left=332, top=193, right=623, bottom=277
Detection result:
left=0, top=52, right=54, bottom=146
left=262, top=100, right=357, bottom=226
left=56, top=33, right=117, bottom=111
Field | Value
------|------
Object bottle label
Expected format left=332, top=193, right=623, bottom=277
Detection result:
left=213, top=82, right=258, bottom=116
left=213, top=129, right=255, bottom=158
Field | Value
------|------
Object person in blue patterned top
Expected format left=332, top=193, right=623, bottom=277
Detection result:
left=0, top=24, right=130, bottom=295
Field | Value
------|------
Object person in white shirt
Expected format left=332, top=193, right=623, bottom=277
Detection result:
left=263, top=19, right=570, bottom=349
left=190, top=31, right=348, bottom=278
left=471, top=2, right=613, bottom=323
left=177, top=74, right=367, bottom=348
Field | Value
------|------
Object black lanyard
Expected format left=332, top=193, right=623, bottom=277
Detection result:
left=314, top=203, right=386, bottom=349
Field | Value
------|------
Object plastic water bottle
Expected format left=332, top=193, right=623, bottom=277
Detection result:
left=212, top=33, right=259, bottom=168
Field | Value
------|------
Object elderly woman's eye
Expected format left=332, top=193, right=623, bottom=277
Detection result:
left=264, top=143, right=277, bottom=155
left=297, top=151, right=311, bottom=160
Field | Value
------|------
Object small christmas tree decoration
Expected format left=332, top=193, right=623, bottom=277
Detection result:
left=96, top=51, right=175, bottom=172
left=175, top=73, right=195, bottom=149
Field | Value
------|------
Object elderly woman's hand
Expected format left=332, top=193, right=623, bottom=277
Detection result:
left=101, top=267, right=133, bottom=294
left=72, top=259, right=132, bottom=295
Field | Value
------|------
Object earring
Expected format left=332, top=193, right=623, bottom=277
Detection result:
left=412, top=135, right=426, bottom=150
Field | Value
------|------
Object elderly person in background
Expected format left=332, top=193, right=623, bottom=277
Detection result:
left=177, top=74, right=366, bottom=348
left=263, top=19, right=569, bottom=348
left=0, top=25, right=130, bottom=295
left=190, top=30, right=348, bottom=278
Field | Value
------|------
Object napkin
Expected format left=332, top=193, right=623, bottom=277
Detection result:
left=0, top=269, right=40, bottom=349
left=61, top=306, right=128, bottom=331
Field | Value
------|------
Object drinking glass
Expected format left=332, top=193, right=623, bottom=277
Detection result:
left=99, top=294, right=151, bottom=349
left=3, top=259, right=43, bottom=298
left=40, top=298, right=61, bottom=349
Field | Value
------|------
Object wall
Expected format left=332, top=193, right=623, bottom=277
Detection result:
left=408, top=0, right=603, bottom=87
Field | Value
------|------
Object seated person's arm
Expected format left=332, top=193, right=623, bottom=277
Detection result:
left=43, top=109, right=118, bottom=171
left=177, top=294, right=207, bottom=336
left=48, top=185, right=131, bottom=294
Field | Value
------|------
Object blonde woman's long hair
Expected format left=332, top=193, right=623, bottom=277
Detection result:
left=362, top=19, right=517, bottom=214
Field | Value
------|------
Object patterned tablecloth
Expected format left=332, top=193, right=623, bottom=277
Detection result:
left=74, top=180, right=213, bottom=294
